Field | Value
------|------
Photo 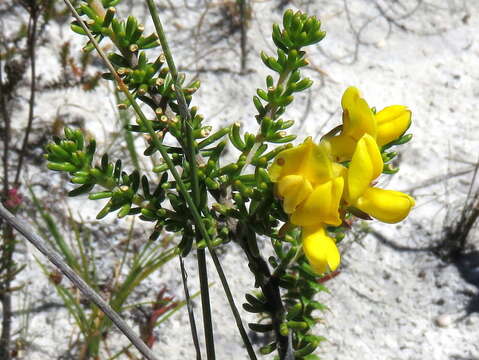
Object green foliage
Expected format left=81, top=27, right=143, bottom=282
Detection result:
left=48, top=2, right=334, bottom=359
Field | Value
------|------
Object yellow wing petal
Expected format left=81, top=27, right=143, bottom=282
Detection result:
left=276, top=175, right=313, bottom=214
left=376, top=106, right=411, bottom=147
left=341, top=87, right=376, bottom=140
left=323, top=134, right=357, bottom=162
left=347, top=134, right=383, bottom=202
left=355, top=187, right=415, bottom=223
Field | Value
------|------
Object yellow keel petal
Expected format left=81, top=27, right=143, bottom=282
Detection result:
left=303, top=226, right=340, bottom=274
left=356, top=187, right=415, bottom=223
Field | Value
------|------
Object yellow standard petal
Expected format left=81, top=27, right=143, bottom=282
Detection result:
left=291, top=177, right=344, bottom=227
left=375, top=105, right=411, bottom=147
left=347, top=134, right=383, bottom=203
left=269, top=137, right=333, bottom=186
left=341, top=86, right=376, bottom=141
left=325, top=87, right=377, bottom=162
left=302, top=226, right=340, bottom=274
left=356, top=187, right=415, bottom=223
left=276, top=175, right=313, bottom=214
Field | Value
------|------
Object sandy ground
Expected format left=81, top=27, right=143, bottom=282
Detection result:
left=5, top=0, right=479, bottom=359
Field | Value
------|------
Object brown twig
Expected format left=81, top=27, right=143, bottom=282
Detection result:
left=0, top=203, right=159, bottom=360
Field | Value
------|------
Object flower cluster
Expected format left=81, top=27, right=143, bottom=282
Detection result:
left=269, top=87, right=415, bottom=274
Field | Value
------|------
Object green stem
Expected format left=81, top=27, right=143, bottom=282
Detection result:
left=114, top=90, right=140, bottom=171
left=242, top=67, right=292, bottom=171
left=145, top=2, right=215, bottom=358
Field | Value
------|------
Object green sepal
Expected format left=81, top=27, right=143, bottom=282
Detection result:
left=286, top=320, right=308, bottom=331
left=108, top=53, right=129, bottom=67
left=117, top=202, right=131, bottom=218
left=383, top=164, right=399, bottom=174
left=71, top=176, right=89, bottom=184
left=260, top=116, right=273, bottom=136
left=89, top=191, right=113, bottom=200
left=96, top=201, right=112, bottom=219
left=266, top=132, right=296, bottom=144
left=382, top=133, right=413, bottom=150
left=294, top=342, right=317, bottom=357
left=125, top=16, right=137, bottom=40
left=259, top=342, right=277, bottom=355
left=243, top=303, right=264, bottom=313
left=286, top=302, right=303, bottom=321
left=228, top=123, right=245, bottom=151
left=198, top=128, right=230, bottom=149
left=102, top=7, right=116, bottom=28
left=68, top=183, right=95, bottom=197
left=256, top=88, right=269, bottom=102
left=260, top=51, right=283, bottom=73
left=178, top=234, right=194, bottom=257
left=248, top=323, right=273, bottom=333
left=70, top=22, right=87, bottom=35
left=47, top=162, right=77, bottom=172
left=253, top=96, right=265, bottom=115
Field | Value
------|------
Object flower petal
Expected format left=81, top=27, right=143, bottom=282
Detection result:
left=341, top=87, right=376, bottom=140
left=376, top=105, right=411, bottom=147
left=290, top=177, right=344, bottom=227
left=324, top=134, right=357, bottom=162
left=277, top=175, right=313, bottom=214
left=302, top=226, right=340, bottom=274
left=269, top=137, right=332, bottom=186
left=356, top=187, right=415, bottom=223
left=347, top=134, right=383, bottom=202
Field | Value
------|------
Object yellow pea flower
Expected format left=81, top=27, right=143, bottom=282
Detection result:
left=302, top=225, right=340, bottom=274
left=325, top=87, right=411, bottom=161
left=375, top=105, right=411, bottom=147
left=346, top=134, right=415, bottom=223
left=269, top=137, right=338, bottom=215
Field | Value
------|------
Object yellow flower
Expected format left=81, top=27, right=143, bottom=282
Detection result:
left=325, top=87, right=411, bottom=161
left=269, top=137, right=343, bottom=222
left=345, top=134, right=415, bottom=223
left=375, top=105, right=411, bottom=147
left=302, top=225, right=340, bottom=274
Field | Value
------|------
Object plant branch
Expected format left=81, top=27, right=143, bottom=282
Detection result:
left=179, top=256, right=202, bottom=360
left=0, top=203, right=160, bottom=360
left=144, top=2, right=216, bottom=357
left=14, top=8, right=38, bottom=185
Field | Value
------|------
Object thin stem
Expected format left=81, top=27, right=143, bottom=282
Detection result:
left=14, top=10, right=38, bottom=185
left=114, top=90, right=140, bottom=171
left=145, top=2, right=217, bottom=357
left=179, top=256, right=202, bottom=360
left=0, top=203, right=160, bottom=360
left=0, top=58, right=10, bottom=195
left=239, top=0, right=248, bottom=73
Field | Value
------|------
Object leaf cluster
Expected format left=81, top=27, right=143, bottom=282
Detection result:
left=46, top=3, right=332, bottom=359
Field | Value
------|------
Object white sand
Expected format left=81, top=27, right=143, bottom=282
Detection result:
left=7, top=1, right=479, bottom=359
